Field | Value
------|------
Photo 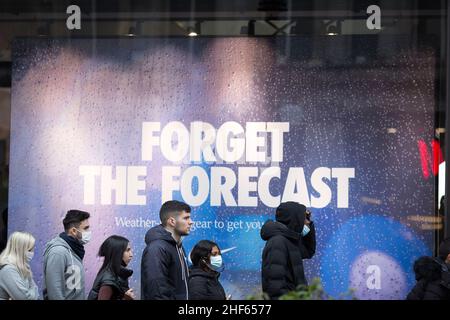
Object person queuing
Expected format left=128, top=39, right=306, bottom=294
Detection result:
left=43, top=209, right=91, bottom=300
left=188, top=240, right=227, bottom=300
left=141, top=200, right=193, bottom=300
left=260, top=201, right=316, bottom=299
left=0, top=231, right=39, bottom=300
left=88, top=235, right=135, bottom=300
left=407, top=237, right=450, bottom=300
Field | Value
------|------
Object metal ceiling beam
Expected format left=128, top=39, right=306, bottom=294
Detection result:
left=0, top=10, right=446, bottom=22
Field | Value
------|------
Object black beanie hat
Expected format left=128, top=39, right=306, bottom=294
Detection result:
left=275, top=201, right=306, bottom=232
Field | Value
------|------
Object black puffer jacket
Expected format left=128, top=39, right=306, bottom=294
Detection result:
left=141, top=225, right=189, bottom=300
left=188, top=266, right=226, bottom=300
left=261, top=202, right=316, bottom=300
left=88, top=267, right=133, bottom=300
left=407, top=256, right=450, bottom=300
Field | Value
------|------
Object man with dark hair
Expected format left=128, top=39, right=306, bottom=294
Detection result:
left=43, top=209, right=91, bottom=300
left=260, top=201, right=316, bottom=299
left=141, top=200, right=193, bottom=299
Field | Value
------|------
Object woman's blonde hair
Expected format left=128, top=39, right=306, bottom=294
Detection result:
left=0, top=231, right=35, bottom=279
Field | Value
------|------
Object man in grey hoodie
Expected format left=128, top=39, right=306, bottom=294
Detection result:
left=43, top=209, right=91, bottom=300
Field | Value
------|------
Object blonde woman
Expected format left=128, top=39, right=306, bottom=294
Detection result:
left=0, top=231, right=39, bottom=300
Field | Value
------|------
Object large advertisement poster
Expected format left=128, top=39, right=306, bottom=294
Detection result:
left=10, top=37, right=436, bottom=299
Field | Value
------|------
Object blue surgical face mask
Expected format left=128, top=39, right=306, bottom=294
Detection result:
left=210, top=255, right=223, bottom=269
left=206, top=255, right=225, bottom=273
left=301, top=224, right=310, bottom=237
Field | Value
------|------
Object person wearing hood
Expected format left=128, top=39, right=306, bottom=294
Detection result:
left=88, top=235, right=135, bottom=300
left=141, top=200, right=193, bottom=300
left=260, top=201, right=316, bottom=299
left=188, top=240, right=227, bottom=300
left=407, top=237, right=450, bottom=300
left=43, top=209, right=91, bottom=300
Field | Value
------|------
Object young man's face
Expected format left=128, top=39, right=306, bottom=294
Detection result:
left=70, top=219, right=90, bottom=239
left=172, top=211, right=193, bottom=236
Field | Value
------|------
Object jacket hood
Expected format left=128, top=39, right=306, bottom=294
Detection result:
left=260, top=220, right=300, bottom=241
left=413, top=256, right=443, bottom=281
left=43, top=235, right=72, bottom=257
left=275, top=201, right=306, bottom=233
left=145, top=224, right=177, bottom=246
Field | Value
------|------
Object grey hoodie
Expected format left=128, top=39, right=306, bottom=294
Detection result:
left=0, top=264, right=39, bottom=300
left=43, top=236, right=85, bottom=300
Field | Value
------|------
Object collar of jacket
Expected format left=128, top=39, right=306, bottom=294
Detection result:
left=260, top=220, right=300, bottom=241
left=59, top=232, right=85, bottom=260
left=189, top=266, right=219, bottom=279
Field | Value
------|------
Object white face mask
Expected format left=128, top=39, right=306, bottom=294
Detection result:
left=25, top=251, right=34, bottom=262
left=76, top=229, right=92, bottom=245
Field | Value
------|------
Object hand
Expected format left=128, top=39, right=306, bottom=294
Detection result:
left=305, top=210, right=312, bottom=224
left=124, top=288, right=135, bottom=300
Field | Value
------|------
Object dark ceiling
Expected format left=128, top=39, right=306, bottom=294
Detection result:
left=0, top=0, right=445, bottom=15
